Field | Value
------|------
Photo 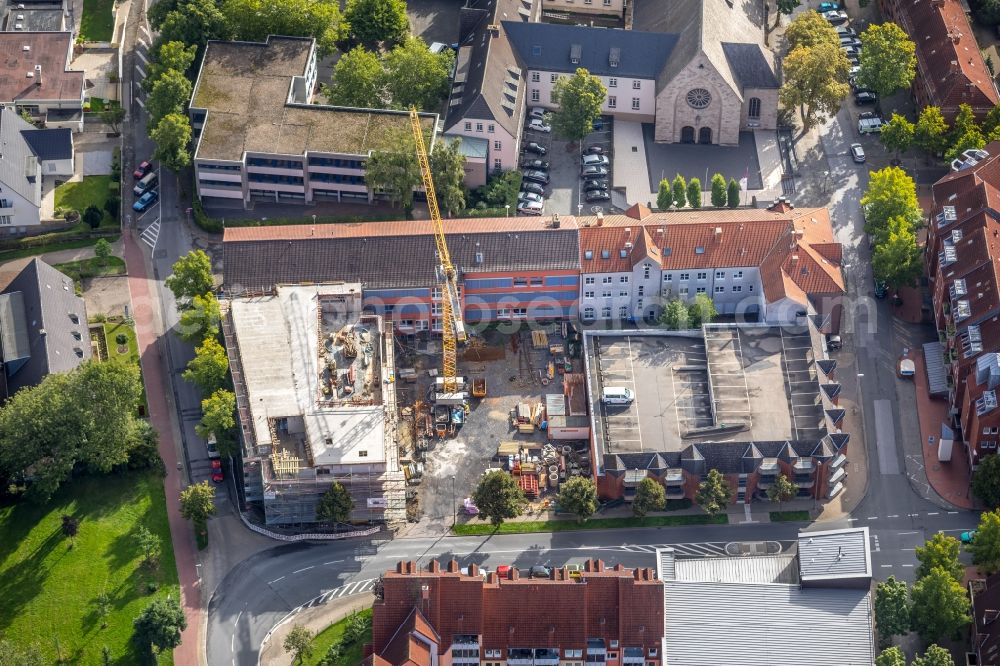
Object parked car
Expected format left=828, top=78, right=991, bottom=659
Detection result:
left=584, top=145, right=605, bottom=155
left=581, top=154, right=610, bottom=166
left=873, top=277, right=888, bottom=298
left=854, top=91, right=877, bottom=105
left=496, top=565, right=512, bottom=577
left=819, top=1, right=841, bottom=11
left=840, top=37, right=861, bottom=48
left=522, top=169, right=550, bottom=184
left=585, top=190, right=611, bottom=203
left=132, top=160, right=152, bottom=179
left=846, top=53, right=860, bottom=66
left=523, top=142, right=547, bottom=155
left=529, top=565, right=551, bottom=578
left=521, top=158, right=549, bottom=170
left=133, top=171, right=158, bottom=196
left=210, top=459, right=224, bottom=484
left=823, top=10, right=849, bottom=23
left=565, top=563, right=583, bottom=579
left=518, top=191, right=543, bottom=204
left=520, top=181, right=545, bottom=196
left=858, top=111, right=881, bottom=121
left=583, top=179, right=608, bottom=190
left=850, top=143, right=866, bottom=163
left=132, top=189, right=159, bottom=212
left=206, top=433, right=220, bottom=459
left=849, top=65, right=861, bottom=78
left=517, top=200, right=544, bottom=216
left=858, top=117, right=884, bottom=134
left=835, top=24, right=856, bottom=37
left=842, top=45, right=861, bottom=59
left=529, top=107, right=547, bottom=120
left=581, top=165, right=609, bottom=178
left=527, top=118, right=552, bottom=133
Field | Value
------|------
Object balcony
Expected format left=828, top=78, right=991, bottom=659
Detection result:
left=664, top=469, right=684, bottom=485
left=757, top=474, right=776, bottom=489
left=792, top=458, right=815, bottom=473
left=664, top=485, right=685, bottom=499
left=794, top=474, right=815, bottom=489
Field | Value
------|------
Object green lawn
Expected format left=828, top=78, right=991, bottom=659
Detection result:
left=104, top=321, right=147, bottom=412
left=769, top=510, right=811, bottom=522
left=54, top=256, right=126, bottom=282
left=54, top=176, right=117, bottom=228
left=302, top=608, right=373, bottom=666
left=452, top=513, right=727, bottom=536
left=0, top=472, right=179, bottom=665
left=80, top=0, right=115, bottom=42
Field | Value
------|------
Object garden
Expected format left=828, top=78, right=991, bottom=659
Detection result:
left=80, top=0, right=116, bottom=42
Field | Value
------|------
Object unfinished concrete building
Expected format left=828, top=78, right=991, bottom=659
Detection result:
left=222, top=283, right=405, bottom=525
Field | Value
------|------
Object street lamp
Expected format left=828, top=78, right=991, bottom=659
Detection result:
left=451, top=476, right=457, bottom=527
left=505, top=204, right=510, bottom=218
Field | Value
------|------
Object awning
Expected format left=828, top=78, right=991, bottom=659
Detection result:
left=922, top=341, right=948, bottom=396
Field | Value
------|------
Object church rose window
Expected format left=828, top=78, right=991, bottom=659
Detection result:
left=686, top=88, right=712, bottom=109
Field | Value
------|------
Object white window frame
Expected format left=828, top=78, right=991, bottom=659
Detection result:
left=608, top=96, right=617, bottom=109
left=631, top=97, right=640, bottom=110
left=608, top=78, right=618, bottom=88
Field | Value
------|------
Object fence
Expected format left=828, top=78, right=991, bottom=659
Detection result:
left=238, top=511, right=381, bottom=542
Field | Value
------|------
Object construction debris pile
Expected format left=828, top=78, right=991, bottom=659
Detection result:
left=319, top=321, right=378, bottom=403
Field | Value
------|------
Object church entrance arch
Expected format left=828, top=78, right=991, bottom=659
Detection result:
left=698, top=127, right=713, bottom=144
left=680, top=126, right=695, bottom=143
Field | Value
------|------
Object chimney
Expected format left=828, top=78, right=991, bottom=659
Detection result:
left=429, top=560, right=441, bottom=573
left=596, top=211, right=604, bottom=227
left=552, top=213, right=560, bottom=228
left=397, top=561, right=405, bottom=574
left=714, top=226, right=722, bottom=242
left=595, top=559, right=605, bottom=572
left=793, top=228, right=805, bottom=241
left=791, top=255, right=799, bottom=264
left=469, top=563, right=479, bottom=577
left=510, top=567, right=519, bottom=580
left=446, top=560, right=458, bottom=573
left=34, top=64, right=41, bottom=86
left=614, top=563, right=625, bottom=571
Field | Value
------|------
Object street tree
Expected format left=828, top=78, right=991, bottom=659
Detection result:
left=773, top=0, right=802, bottom=28
left=688, top=293, right=717, bottom=327
left=182, top=336, right=229, bottom=396
left=916, top=532, right=964, bottom=582
left=556, top=476, right=599, bottom=522
left=472, top=470, right=527, bottom=526
left=149, top=40, right=197, bottom=83
left=551, top=68, right=607, bottom=142
left=178, top=292, right=221, bottom=343
left=632, top=477, right=666, bottom=517
left=915, top=106, right=950, bottom=155
left=880, top=113, right=915, bottom=158
left=148, top=69, right=192, bottom=129
left=660, top=299, right=691, bottom=330
left=727, top=178, right=741, bottom=208
left=875, top=647, right=906, bottom=666
left=155, top=0, right=228, bottom=51
left=179, top=480, right=217, bottom=528
left=765, top=474, right=797, bottom=508
left=383, top=37, right=454, bottom=111
left=222, top=0, right=344, bottom=55
left=710, top=173, right=727, bottom=207
left=151, top=112, right=192, bottom=172
left=475, top=170, right=521, bottom=208
left=656, top=179, right=672, bottom=211
left=133, top=596, right=187, bottom=655
left=687, top=178, right=702, bottom=209
left=780, top=42, right=851, bottom=129
left=196, top=389, right=236, bottom=443
left=976, top=0, right=1000, bottom=25
left=134, top=525, right=161, bottom=568
left=695, top=469, right=732, bottom=515
left=909, top=566, right=972, bottom=642
left=785, top=10, right=840, bottom=50
left=913, top=645, right=956, bottom=666
left=857, top=22, right=916, bottom=99
left=166, top=250, right=214, bottom=304
left=365, top=142, right=422, bottom=209
left=860, top=166, right=921, bottom=243
left=946, top=125, right=987, bottom=163
left=61, top=514, right=79, bottom=547
left=953, top=102, right=981, bottom=138
left=99, top=104, right=126, bottom=135
left=283, top=625, right=314, bottom=664
left=431, top=138, right=467, bottom=216
left=872, top=216, right=922, bottom=291
left=973, top=453, right=1000, bottom=507
left=344, top=0, right=409, bottom=46
left=971, top=509, right=1000, bottom=574
left=94, top=238, right=112, bottom=269
left=671, top=174, right=687, bottom=209
left=875, top=576, right=910, bottom=647
left=325, top=47, right=386, bottom=108
left=316, top=481, right=354, bottom=524
left=986, top=105, right=1000, bottom=136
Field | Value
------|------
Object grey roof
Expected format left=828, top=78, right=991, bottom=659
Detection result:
left=721, top=43, right=779, bottom=89
left=21, top=128, right=72, bottom=161
left=0, top=107, right=41, bottom=206
left=797, top=527, right=872, bottom=581
left=673, top=554, right=800, bottom=585
left=2, top=258, right=90, bottom=395
left=502, top=22, right=677, bottom=79
left=0, top=291, right=29, bottom=364
left=4, top=7, right=65, bottom=32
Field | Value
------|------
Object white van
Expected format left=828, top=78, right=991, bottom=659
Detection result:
left=601, top=387, right=634, bottom=405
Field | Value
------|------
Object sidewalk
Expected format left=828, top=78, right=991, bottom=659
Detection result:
left=260, top=593, right=375, bottom=666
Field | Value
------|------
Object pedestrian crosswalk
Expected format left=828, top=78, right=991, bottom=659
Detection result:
left=613, top=540, right=794, bottom=558
left=140, top=219, right=160, bottom=248
left=308, top=579, right=376, bottom=608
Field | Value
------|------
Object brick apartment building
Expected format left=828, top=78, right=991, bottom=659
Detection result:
left=926, top=141, right=1000, bottom=468
left=367, top=559, right=663, bottom=666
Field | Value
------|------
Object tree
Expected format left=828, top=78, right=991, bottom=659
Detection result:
left=182, top=336, right=229, bottom=395
left=133, top=596, right=187, bottom=655
left=134, top=525, right=161, bottom=567
left=915, top=106, right=950, bottom=156
left=861, top=166, right=922, bottom=243
left=95, top=589, right=112, bottom=628
left=283, top=625, right=314, bottom=664
left=727, top=178, right=741, bottom=208
left=671, top=174, right=687, bottom=209
left=61, top=514, right=79, bottom=546
left=475, top=170, right=521, bottom=208
left=985, top=105, right=1000, bottom=136
left=550, top=68, right=607, bottom=142
left=345, top=0, right=408, bottom=46
left=151, top=112, right=192, bottom=172
left=913, top=645, right=956, bottom=666
left=0, top=640, right=44, bottom=666
left=710, top=173, right=727, bottom=207
left=471, top=470, right=527, bottom=526
left=695, top=469, right=732, bottom=515
left=178, top=292, right=222, bottom=343
left=83, top=205, right=104, bottom=229
left=765, top=473, right=796, bottom=508
left=155, top=0, right=228, bottom=51
left=872, top=215, right=922, bottom=291
left=785, top=10, right=840, bottom=50
left=875, top=647, right=906, bottom=666
left=688, top=293, right=717, bottom=327
left=147, top=69, right=192, bottom=129
left=773, top=0, right=801, bottom=28
left=99, top=104, right=126, bottom=134
left=556, top=476, right=598, bottom=522
left=94, top=238, right=112, bottom=269
left=880, top=113, right=915, bottom=158
left=780, top=42, right=851, bottom=129
left=660, top=299, right=691, bottom=330
left=365, top=143, right=422, bottom=209
left=325, top=46, right=386, bottom=108
left=857, top=22, right=916, bottom=99
left=179, top=480, right=216, bottom=527
left=222, top=0, right=344, bottom=55
left=656, top=178, right=672, bottom=211
left=953, top=102, right=980, bottom=138
left=975, top=0, right=1000, bottom=25
left=431, top=138, right=467, bottom=216
left=686, top=177, right=702, bottom=209
left=971, top=509, right=1000, bottom=574
left=909, top=566, right=972, bottom=642
left=946, top=125, right=987, bottom=163
left=875, top=576, right=911, bottom=648
left=916, top=532, right=964, bottom=582
left=166, top=249, right=214, bottom=304
left=196, top=389, right=236, bottom=443
left=316, top=481, right=354, bottom=523
left=383, top=37, right=454, bottom=111
left=149, top=40, right=197, bottom=83
left=632, top=477, right=666, bottom=517
left=973, top=454, right=1000, bottom=508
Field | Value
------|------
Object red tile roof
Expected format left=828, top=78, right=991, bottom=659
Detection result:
left=0, top=33, right=84, bottom=105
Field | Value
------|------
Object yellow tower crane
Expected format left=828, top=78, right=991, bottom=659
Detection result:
left=409, top=109, right=467, bottom=395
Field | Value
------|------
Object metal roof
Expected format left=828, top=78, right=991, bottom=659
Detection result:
left=797, top=527, right=872, bottom=581
left=923, top=341, right=949, bottom=396
left=674, top=555, right=799, bottom=585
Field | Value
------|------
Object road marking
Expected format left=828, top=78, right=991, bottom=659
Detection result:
left=235, top=610, right=243, bottom=626
left=887, top=514, right=899, bottom=518
left=140, top=219, right=160, bottom=248
left=908, top=513, right=920, bottom=517
left=901, top=564, right=914, bottom=568
left=136, top=50, right=149, bottom=65
left=902, top=548, right=915, bottom=551
left=898, top=531, right=918, bottom=535
left=231, top=634, right=234, bottom=652
left=867, top=516, right=878, bottom=520
left=293, top=566, right=314, bottom=574
left=135, top=63, right=146, bottom=78
left=948, top=511, right=959, bottom=515
left=324, top=560, right=344, bottom=565
left=268, top=576, right=285, bottom=584
left=136, top=97, right=145, bottom=109
left=927, top=512, right=939, bottom=516
left=880, top=564, right=893, bottom=568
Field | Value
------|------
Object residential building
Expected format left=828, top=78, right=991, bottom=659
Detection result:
left=540, top=0, right=625, bottom=17
left=2, top=3, right=66, bottom=32
left=0, top=32, right=84, bottom=131
left=189, top=36, right=437, bottom=208
left=0, top=258, right=90, bottom=400
left=879, top=0, right=999, bottom=121
left=222, top=283, right=406, bottom=524
left=368, top=559, right=663, bottom=666
left=441, top=133, right=489, bottom=189
left=971, top=573, right=1000, bottom=666
left=656, top=528, right=874, bottom=665
left=222, top=217, right=581, bottom=330
left=0, top=106, right=74, bottom=230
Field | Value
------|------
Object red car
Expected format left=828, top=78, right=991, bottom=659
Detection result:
left=133, top=160, right=152, bottom=179
left=495, top=565, right=512, bottom=578
left=210, top=459, right=224, bottom=484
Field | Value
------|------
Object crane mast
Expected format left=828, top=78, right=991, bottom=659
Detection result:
left=409, top=109, right=467, bottom=395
